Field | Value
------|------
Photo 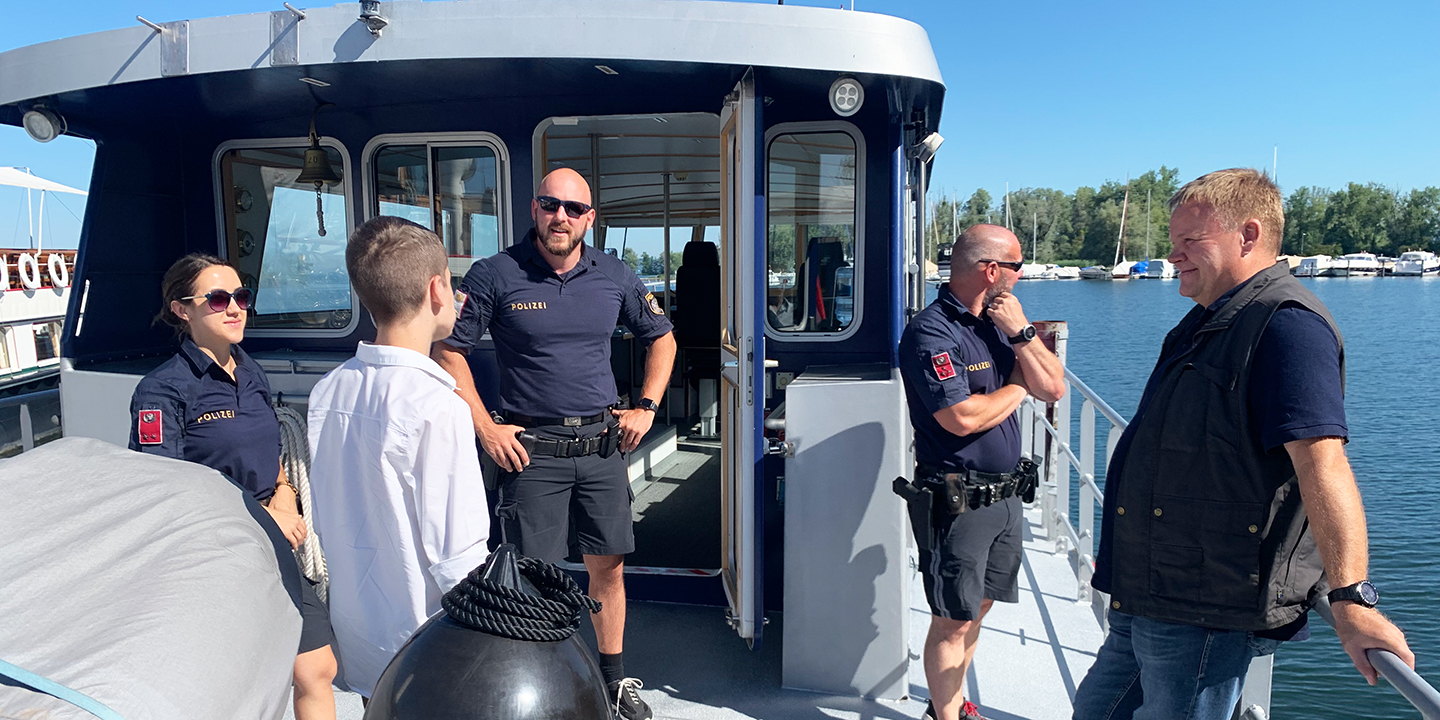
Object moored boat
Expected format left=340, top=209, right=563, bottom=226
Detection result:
left=1392, top=251, right=1439, bottom=276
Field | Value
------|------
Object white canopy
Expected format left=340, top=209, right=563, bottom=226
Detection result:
left=0, top=167, right=86, bottom=195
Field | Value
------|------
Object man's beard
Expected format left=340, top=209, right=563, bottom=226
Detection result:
left=538, top=224, right=583, bottom=257
left=982, top=281, right=1009, bottom=308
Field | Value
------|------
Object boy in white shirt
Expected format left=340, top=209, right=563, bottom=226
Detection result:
left=307, top=216, right=490, bottom=698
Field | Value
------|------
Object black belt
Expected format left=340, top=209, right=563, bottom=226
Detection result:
left=520, top=432, right=615, bottom=459
left=505, top=411, right=608, bottom=428
left=917, top=464, right=1024, bottom=513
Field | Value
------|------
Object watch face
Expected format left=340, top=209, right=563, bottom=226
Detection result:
left=1023, top=325, right=1037, bottom=340
left=1358, top=581, right=1379, bottom=605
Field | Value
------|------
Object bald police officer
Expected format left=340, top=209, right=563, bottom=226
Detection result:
left=898, top=224, right=1066, bottom=720
left=435, top=168, right=675, bottom=720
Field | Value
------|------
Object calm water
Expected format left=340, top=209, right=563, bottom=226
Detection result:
left=934, top=276, right=1440, bottom=718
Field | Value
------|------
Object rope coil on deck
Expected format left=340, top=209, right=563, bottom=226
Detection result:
left=275, top=404, right=329, bottom=603
left=442, top=557, right=601, bottom=643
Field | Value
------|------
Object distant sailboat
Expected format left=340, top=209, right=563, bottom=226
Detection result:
left=1111, top=182, right=1139, bottom=279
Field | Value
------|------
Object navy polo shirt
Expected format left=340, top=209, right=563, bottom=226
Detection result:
left=444, top=231, right=674, bottom=417
left=129, top=337, right=283, bottom=503
left=1093, top=282, right=1346, bottom=640
left=898, top=286, right=1020, bottom=474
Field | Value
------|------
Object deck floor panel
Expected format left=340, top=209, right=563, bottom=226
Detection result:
left=305, top=508, right=1100, bottom=720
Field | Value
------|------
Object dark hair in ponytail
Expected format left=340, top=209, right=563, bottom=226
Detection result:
left=154, top=253, right=234, bottom=335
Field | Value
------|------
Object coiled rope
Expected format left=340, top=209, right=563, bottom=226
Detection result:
left=441, top=556, right=602, bottom=643
left=275, top=403, right=329, bottom=603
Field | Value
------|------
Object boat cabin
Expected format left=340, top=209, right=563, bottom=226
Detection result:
left=0, top=0, right=945, bottom=699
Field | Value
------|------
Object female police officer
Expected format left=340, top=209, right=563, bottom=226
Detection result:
left=129, top=253, right=338, bottom=720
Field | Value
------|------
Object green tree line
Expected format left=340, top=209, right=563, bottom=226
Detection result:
left=930, top=169, right=1440, bottom=265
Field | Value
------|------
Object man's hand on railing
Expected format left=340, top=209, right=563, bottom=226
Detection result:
left=1331, top=601, right=1415, bottom=685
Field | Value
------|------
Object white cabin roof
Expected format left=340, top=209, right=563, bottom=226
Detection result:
left=0, top=0, right=944, bottom=108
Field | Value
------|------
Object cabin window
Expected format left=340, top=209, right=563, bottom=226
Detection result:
left=219, top=145, right=352, bottom=332
left=33, top=322, right=59, bottom=362
left=766, top=131, right=859, bottom=334
left=372, top=141, right=505, bottom=281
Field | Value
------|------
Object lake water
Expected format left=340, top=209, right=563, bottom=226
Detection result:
left=932, top=276, right=1440, bottom=718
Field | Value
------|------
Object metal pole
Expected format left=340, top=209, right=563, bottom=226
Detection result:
left=19, top=401, right=34, bottom=452
left=663, top=172, right=672, bottom=318
left=590, top=133, right=604, bottom=249
left=37, top=189, right=45, bottom=254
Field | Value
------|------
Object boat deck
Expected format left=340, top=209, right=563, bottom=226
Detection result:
left=309, top=505, right=1104, bottom=720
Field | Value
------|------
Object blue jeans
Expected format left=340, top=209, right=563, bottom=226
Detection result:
left=1072, top=611, right=1282, bottom=720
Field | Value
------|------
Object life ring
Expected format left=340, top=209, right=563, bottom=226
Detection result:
left=47, top=253, right=69, bottom=288
left=17, top=253, right=41, bottom=290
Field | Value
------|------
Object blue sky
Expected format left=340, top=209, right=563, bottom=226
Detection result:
left=4, top=0, right=1438, bottom=251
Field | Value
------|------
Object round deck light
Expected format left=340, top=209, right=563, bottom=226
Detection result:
left=829, top=77, right=864, bottom=117
left=22, top=107, right=65, bottom=143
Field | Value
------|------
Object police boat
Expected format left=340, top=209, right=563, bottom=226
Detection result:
left=0, top=2, right=1332, bottom=719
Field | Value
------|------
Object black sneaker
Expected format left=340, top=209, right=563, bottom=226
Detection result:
left=607, top=677, right=652, bottom=720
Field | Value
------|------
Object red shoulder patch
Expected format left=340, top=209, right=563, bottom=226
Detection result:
left=138, top=409, right=164, bottom=445
left=932, top=352, right=957, bottom=380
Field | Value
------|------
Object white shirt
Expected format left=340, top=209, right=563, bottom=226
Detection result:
left=307, top=342, right=490, bottom=697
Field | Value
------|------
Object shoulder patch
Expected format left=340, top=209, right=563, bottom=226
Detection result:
left=931, top=352, right=957, bottom=381
left=138, top=409, right=164, bottom=445
left=453, top=289, right=468, bottom=315
left=645, top=292, right=664, bottom=315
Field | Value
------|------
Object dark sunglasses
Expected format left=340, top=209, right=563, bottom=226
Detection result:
left=535, top=195, right=594, bottom=218
left=181, top=287, right=255, bottom=312
left=979, top=259, right=1025, bottom=272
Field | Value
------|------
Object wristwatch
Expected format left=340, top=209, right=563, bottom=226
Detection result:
left=635, top=398, right=659, bottom=412
left=1328, top=580, right=1379, bottom=608
left=1008, top=324, right=1037, bottom=345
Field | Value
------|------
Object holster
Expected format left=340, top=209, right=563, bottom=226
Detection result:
left=892, top=477, right=935, bottom=547
left=1015, top=457, right=1039, bottom=504
left=517, top=431, right=538, bottom=458
left=597, top=424, right=619, bottom=459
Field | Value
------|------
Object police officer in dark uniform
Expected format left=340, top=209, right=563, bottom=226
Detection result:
left=128, top=253, right=337, bottom=720
left=896, top=224, right=1065, bottom=720
left=434, top=168, right=675, bottom=720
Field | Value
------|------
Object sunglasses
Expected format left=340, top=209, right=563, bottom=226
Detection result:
left=535, top=195, right=594, bottom=218
left=979, top=259, right=1025, bottom=272
left=181, top=287, right=255, bottom=312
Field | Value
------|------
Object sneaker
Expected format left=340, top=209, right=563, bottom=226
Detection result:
left=922, top=700, right=989, bottom=720
left=607, top=677, right=653, bottom=720
left=960, top=700, right=990, bottom=720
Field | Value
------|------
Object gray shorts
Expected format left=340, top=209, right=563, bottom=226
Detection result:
left=918, top=495, right=1023, bottom=621
left=494, top=420, right=634, bottom=563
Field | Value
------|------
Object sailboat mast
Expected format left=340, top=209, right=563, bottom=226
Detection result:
left=1032, top=212, right=1037, bottom=260
left=1145, top=189, right=1151, bottom=261
left=1114, top=184, right=1131, bottom=267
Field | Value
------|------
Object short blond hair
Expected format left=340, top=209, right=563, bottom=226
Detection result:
left=1168, top=168, right=1284, bottom=254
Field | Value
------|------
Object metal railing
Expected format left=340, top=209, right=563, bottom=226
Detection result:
left=0, top=387, right=62, bottom=457
left=1019, top=366, right=1124, bottom=623
left=1018, top=341, right=1440, bottom=720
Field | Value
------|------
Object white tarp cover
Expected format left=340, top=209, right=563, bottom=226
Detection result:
left=0, top=437, right=301, bottom=720
left=0, top=166, right=87, bottom=194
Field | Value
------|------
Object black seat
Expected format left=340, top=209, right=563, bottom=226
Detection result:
left=673, top=240, right=720, bottom=377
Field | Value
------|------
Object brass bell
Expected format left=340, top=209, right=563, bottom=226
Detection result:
left=297, top=144, right=340, bottom=185
left=297, top=103, right=340, bottom=186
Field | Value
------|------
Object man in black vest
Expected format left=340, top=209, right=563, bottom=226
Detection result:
left=899, top=224, right=1066, bottom=720
left=1072, top=169, right=1414, bottom=720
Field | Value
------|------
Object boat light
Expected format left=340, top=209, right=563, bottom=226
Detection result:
left=22, top=107, right=65, bottom=143
left=911, top=132, right=944, bottom=164
left=829, top=77, right=863, bottom=117
left=359, top=0, right=389, bottom=37
left=595, top=65, right=619, bottom=75
left=299, top=77, right=331, bottom=87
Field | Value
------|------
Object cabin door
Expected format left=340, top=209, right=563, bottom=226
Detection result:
left=718, top=70, right=765, bottom=648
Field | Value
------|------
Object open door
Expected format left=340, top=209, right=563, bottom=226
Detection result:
left=718, top=70, right=765, bottom=648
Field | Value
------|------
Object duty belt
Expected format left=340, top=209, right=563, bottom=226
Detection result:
left=519, top=432, right=616, bottom=459
left=505, top=411, right=608, bottom=428
left=916, top=462, right=1037, bottom=513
